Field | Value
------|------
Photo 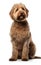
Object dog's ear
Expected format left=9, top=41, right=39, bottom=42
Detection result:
left=9, top=7, right=14, bottom=20
left=26, top=8, right=29, bottom=17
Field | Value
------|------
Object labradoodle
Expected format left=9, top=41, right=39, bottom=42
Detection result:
left=9, top=3, right=41, bottom=61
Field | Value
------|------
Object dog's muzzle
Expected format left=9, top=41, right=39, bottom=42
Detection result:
left=17, top=12, right=25, bottom=20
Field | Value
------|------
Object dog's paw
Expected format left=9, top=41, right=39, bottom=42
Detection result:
left=9, top=58, right=17, bottom=61
left=22, top=58, right=29, bottom=61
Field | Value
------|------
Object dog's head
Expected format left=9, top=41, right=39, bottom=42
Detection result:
left=9, top=3, right=29, bottom=22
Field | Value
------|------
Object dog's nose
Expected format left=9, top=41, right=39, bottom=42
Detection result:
left=20, top=12, right=24, bottom=16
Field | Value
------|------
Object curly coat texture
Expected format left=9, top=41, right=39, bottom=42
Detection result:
left=9, top=3, right=36, bottom=61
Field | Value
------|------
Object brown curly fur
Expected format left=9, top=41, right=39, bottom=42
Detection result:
left=9, top=3, right=36, bottom=61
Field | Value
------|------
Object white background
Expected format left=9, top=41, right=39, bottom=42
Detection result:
left=0, top=0, right=41, bottom=65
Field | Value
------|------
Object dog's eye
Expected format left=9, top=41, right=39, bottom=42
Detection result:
left=15, top=8, right=18, bottom=12
left=22, top=7, right=25, bottom=10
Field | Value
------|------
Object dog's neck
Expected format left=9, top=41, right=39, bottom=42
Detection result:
left=14, top=20, right=28, bottom=27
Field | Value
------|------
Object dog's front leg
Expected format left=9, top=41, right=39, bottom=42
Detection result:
left=9, top=41, right=18, bottom=61
left=22, top=40, right=29, bottom=61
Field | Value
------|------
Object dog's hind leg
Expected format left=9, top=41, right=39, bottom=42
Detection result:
left=29, top=41, right=36, bottom=59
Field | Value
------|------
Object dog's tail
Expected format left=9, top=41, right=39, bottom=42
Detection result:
left=33, top=56, right=41, bottom=59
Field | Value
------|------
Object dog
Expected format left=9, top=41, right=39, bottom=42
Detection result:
left=9, top=3, right=41, bottom=61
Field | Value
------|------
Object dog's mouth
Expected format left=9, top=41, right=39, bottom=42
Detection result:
left=17, top=13, right=25, bottom=20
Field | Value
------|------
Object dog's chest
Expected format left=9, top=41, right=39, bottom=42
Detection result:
left=10, top=23, right=29, bottom=42
left=16, top=28, right=28, bottom=40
